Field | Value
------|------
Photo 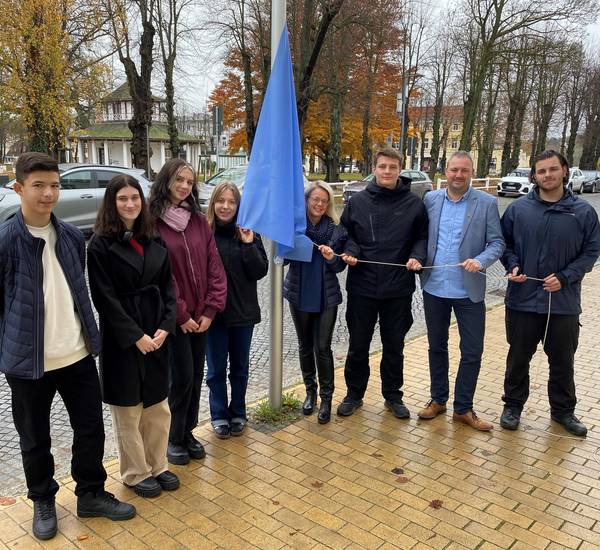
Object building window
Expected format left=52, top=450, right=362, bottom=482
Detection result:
left=452, top=123, right=459, bottom=131
left=451, top=139, right=458, bottom=149
left=424, top=138, right=429, bottom=149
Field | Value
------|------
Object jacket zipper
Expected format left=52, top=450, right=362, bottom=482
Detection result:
left=369, top=214, right=376, bottom=242
left=33, top=239, right=44, bottom=378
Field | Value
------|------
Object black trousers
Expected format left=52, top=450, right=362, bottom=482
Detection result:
left=503, top=307, right=579, bottom=417
left=6, top=355, right=107, bottom=501
left=344, top=293, right=413, bottom=401
left=289, top=305, right=337, bottom=399
left=169, top=329, right=207, bottom=444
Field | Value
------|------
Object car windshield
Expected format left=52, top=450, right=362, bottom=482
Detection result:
left=507, top=169, right=529, bottom=177
left=206, top=166, right=247, bottom=187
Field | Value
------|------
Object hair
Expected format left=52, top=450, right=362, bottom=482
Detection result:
left=207, top=181, right=241, bottom=234
left=373, top=147, right=403, bottom=168
left=15, top=152, right=59, bottom=183
left=304, top=181, right=340, bottom=224
left=94, top=174, right=154, bottom=239
left=148, top=158, right=200, bottom=219
left=447, top=150, right=474, bottom=168
left=530, top=149, right=570, bottom=184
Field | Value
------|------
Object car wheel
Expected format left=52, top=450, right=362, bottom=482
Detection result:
left=498, top=192, right=505, bottom=197
left=594, top=182, right=598, bottom=194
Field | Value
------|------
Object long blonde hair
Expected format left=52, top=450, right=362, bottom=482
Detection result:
left=207, top=181, right=242, bottom=233
left=304, top=181, right=339, bottom=224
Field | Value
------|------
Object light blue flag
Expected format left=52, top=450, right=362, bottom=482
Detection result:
left=236, top=24, right=314, bottom=262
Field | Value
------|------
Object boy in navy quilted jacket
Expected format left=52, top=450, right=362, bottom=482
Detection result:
left=0, top=153, right=135, bottom=541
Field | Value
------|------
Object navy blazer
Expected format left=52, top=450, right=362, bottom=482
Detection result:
left=420, top=187, right=505, bottom=303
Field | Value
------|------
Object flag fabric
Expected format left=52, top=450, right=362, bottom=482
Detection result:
left=236, top=24, right=314, bottom=262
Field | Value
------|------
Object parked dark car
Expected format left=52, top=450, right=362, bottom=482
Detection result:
left=0, top=164, right=152, bottom=231
left=342, top=170, right=433, bottom=204
left=582, top=170, right=600, bottom=193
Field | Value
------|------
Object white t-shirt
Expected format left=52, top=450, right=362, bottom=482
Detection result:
left=26, top=222, right=88, bottom=372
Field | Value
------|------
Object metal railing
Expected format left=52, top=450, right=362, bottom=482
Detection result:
left=436, top=177, right=502, bottom=190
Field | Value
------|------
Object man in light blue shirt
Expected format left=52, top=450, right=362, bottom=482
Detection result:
left=416, top=151, right=504, bottom=431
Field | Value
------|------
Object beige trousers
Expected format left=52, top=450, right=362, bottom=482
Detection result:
left=110, top=399, right=170, bottom=486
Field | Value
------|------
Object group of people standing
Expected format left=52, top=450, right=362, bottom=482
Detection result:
left=1, top=145, right=598, bottom=543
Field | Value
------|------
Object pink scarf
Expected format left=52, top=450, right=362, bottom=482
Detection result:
left=161, top=204, right=192, bottom=232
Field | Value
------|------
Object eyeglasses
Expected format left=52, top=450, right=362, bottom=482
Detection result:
left=309, top=197, right=329, bottom=205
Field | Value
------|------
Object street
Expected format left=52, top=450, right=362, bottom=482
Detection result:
left=2, top=192, right=600, bottom=495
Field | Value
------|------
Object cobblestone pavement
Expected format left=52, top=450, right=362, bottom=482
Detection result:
left=2, top=194, right=599, bottom=496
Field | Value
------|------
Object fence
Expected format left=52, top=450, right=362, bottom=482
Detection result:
left=436, top=177, right=502, bottom=191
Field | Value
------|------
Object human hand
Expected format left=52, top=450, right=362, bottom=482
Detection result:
left=319, top=245, right=334, bottom=261
left=462, top=258, right=482, bottom=273
left=181, top=318, right=200, bottom=334
left=543, top=273, right=562, bottom=293
left=405, top=258, right=422, bottom=271
left=136, top=334, right=158, bottom=355
left=239, top=228, right=254, bottom=243
left=152, top=329, right=169, bottom=349
left=197, top=315, right=212, bottom=332
left=341, top=253, right=358, bottom=266
left=507, top=266, right=527, bottom=283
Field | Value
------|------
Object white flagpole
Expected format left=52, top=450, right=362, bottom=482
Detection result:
left=268, top=0, right=286, bottom=409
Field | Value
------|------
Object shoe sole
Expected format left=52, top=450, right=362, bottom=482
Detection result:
left=33, top=527, right=57, bottom=541
left=132, top=486, right=161, bottom=498
left=214, top=432, right=231, bottom=439
left=384, top=402, right=410, bottom=419
left=188, top=450, right=206, bottom=459
left=500, top=421, right=519, bottom=430
left=157, top=480, right=180, bottom=491
left=167, top=454, right=190, bottom=466
left=230, top=429, right=245, bottom=437
left=336, top=402, right=363, bottom=416
left=452, top=416, right=493, bottom=431
left=302, top=408, right=315, bottom=416
left=417, top=408, right=447, bottom=420
left=77, top=508, right=136, bottom=521
left=317, top=416, right=331, bottom=425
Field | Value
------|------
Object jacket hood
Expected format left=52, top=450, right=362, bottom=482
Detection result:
left=528, top=186, right=576, bottom=212
left=366, top=175, right=411, bottom=196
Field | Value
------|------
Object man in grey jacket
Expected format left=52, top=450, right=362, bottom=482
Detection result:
left=417, top=151, right=504, bottom=431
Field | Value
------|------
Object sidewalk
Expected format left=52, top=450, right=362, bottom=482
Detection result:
left=2, top=268, right=600, bottom=549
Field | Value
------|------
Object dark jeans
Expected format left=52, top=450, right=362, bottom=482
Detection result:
left=6, top=355, right=107, bottom=501
left=503, top=307, right=579, bottom=417
left=206, top=324, right=254, bottom=422
left=169, top=329, right=206, bottom=444
left=344, top=294, right=413, bottom=402
left=423, top=291, right=486, bottom=414
left=289, top=305, right=337, bottom=400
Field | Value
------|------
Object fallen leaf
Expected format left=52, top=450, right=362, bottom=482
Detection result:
left=396, top=476, right=409, bottom=484
left=289, top=531, right=297, bottom=536
left=311, top=481, right=323, bottom=488
left=271, top=500, right=280, bottom=505
left=371, top=453, right=383, bottom=458
left=429, top=500, right=443, bottom=509
left=0, top=497, right=16, bottom=506
left=391, top=467, right=404, bottom=475
left=480, top=450, right=493, bottom=457
left=76, top=535, right=89, bottom=541
left=531, top=384, right=541, bottom=390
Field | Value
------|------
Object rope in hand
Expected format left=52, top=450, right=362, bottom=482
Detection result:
left=311, top=241, right=600, bottom=461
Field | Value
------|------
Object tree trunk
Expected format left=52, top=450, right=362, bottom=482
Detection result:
left=326, top=90, right=342, bottom=183
left=241, top=50, right=256, bottom=155
left=164, top=57, right=179, bottom=157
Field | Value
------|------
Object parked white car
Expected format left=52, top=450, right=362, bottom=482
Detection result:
left=567, top=167, right=586, bottom=194
left=497, top=166, right=587, bottom=197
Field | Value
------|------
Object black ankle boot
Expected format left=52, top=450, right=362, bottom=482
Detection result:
left=317, top=400, right=331, bottom=424
left=302, top=390, right=317, bottom=415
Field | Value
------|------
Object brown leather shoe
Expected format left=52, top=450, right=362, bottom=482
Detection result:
left=418, top=400, right=447, bottom=419
left=452, top=410, right=493, bottom=431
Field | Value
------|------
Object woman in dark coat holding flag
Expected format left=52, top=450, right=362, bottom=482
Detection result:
left=284, top=181, right=346, bottom=424
left=88, top=174, right=179, bottom=499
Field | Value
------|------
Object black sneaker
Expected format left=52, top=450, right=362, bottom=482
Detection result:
left=500, top=407, right=521, bottom=430
left=384, top=400, right=410, bottom=419
left=213, top=423, right=231, bottom=439
left=167, top=442, right=190, bottom=465
left=126, top=476, right=161, bottom=498
left=186, top=433, right=206, bottom=459
left=77, top=491, right=136, bottom=520
left=32, top=498, right=57, bottom=540
left=156, top=470, right=180, bottom=491
left=551, top=413, right=588, bottom=437
left=336, top=397, right=363, bottom=417
left=230, top=420, right=246, bottom=437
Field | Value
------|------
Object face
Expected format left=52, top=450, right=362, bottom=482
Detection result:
left=169, top=166, right=195, bottom=203
left=115, top=185, right=142, bottom=228
left=373, top=155, right=401, bottom=189
left=533, top=156, right=567, bottom=193
left=307, top=187, right=330, bottom=221
left=14, top=170, right=60, bottom=218
left=445, top=156, right=473, bottom=195
left=214, top=188, right=238, bottom=223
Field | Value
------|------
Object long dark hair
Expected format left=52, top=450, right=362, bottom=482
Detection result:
left=149, top=158, right=200, bottom=218
left=94, top=174, right=154, bottom=239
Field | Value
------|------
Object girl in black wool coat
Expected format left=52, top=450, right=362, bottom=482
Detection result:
left=88, top=175, right=179, bottom=499
left=205, top=181, right=268, bottom=439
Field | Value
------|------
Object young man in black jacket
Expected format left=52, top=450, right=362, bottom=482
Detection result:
left=336, top=148, right=428, bottom=418
left=0, top=153, right=135, bottom=540
left=500, top=150, right=600, bottom=436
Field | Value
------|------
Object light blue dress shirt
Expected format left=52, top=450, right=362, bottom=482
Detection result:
left=423, top=188, right=471, bottom=299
